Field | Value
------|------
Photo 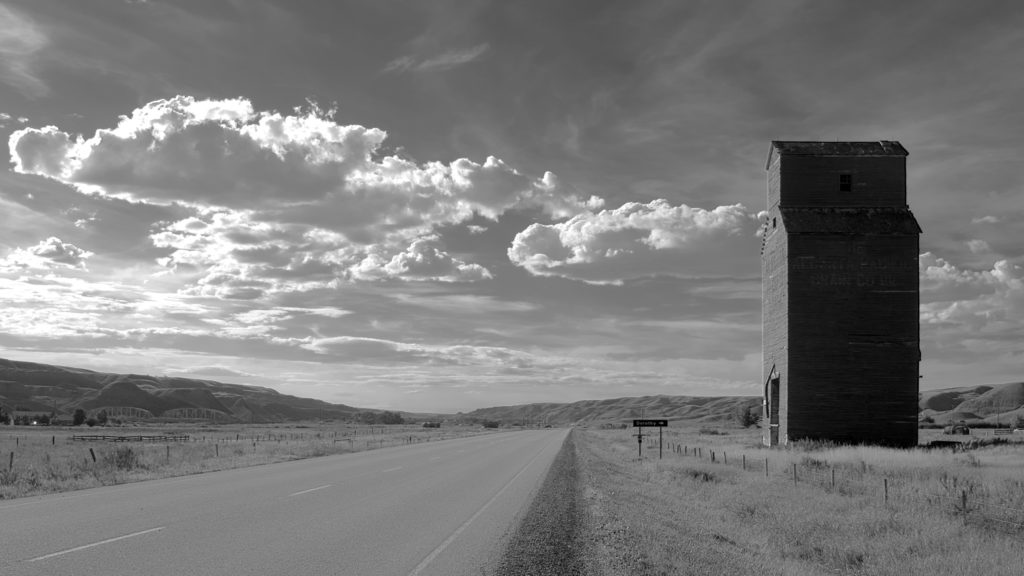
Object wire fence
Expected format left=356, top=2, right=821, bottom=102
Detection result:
left=643, top=438, right=1024, bottom=535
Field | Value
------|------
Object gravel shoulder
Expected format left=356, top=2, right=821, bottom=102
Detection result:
left=495, top=428, right=587, bottom=576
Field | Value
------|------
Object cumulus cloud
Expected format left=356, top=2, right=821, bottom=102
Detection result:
left=0, top=237, right=93, bottom=271
left=350, top=236, right=491, bottom=282
left=10, top=96, right=601, bottom=292
left=508, top=199, right=761, bottom=284
left=919, top=252, right=1024, bottom=340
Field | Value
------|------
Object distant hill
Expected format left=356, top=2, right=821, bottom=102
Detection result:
left=462, top=395, right=762, bottom=426
left=4, top=357, right=1020, bottom=428
left=0, top=357, right=365, bottom=423
left=463, top=382, right=1024, bottom=428
left=920, top=382, right=1024, bottom=426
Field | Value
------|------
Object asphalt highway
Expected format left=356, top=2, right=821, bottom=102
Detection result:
left=0, top=428, right=569, bottom=576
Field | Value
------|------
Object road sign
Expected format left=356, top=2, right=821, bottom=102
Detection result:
left=633, top=419, right=667, bottom=427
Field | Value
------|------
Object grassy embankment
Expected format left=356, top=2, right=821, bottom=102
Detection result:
left=0, top=422, right=491, bottom=500
left=573, top=425, right=1024, bottom=576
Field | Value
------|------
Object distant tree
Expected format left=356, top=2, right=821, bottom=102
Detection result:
left=85, top=417, right=98, bottom=427
left=481, top=420, right=500, bottom=429
left=0, top=407, right=9, bottom=425
left=73, top=409, right=86, bottom=426
left=96, top=410, right=109, bottom=426
left=37, top=413, right=50, bottom=425
left=735, top=406, right=760, bottom=428
left=379, top=411, right=404, bottom=425
left=1015, top=415, right=1024, bottom=430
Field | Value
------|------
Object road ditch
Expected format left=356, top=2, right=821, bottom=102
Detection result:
left=495, top=429, right=586, bottom=576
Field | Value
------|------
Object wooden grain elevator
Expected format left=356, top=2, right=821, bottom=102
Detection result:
left=762, top=141, right=921, bottom=447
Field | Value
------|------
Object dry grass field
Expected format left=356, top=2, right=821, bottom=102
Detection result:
left=0, top=422, right=491, bottom=500
left=574, top=425, right=1024, bottom=576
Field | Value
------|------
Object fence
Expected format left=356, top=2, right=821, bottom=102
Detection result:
left=650, top=439, right=1024, bottom=535
left=71, top=435, right=190, bottom=442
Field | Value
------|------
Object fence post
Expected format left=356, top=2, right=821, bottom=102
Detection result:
left=166, top=445, right=170, bottom=462
left=961, top=490, right=968, bottom=523
left=215, top=444, right=219, bottom=457
left=8, top=451, right=12, bottom=471
left=765, top=457, right=769, bottom=478
left=52, top=435, right=55, bottom=445
left=724, top=452, right=727, bottom=465
left=711, top=450, right=715, bottom=463
left=89, top=448, right=96, bottom=463
left=884, top=478, right=889, bottom=504
left=831, top=468, right=835, bottom=490
left=742, top=454, right=746, bottom=471
left=792, top=462, right=797, bottom=485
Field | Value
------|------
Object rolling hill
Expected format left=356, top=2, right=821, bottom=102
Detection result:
left=462, top=395, right=763, bottom=426
left=919, top=382, right=1024, bottom=426
left=0, top=357, right=363, bottom=423
left=2, top=357, right=1021, bottom=427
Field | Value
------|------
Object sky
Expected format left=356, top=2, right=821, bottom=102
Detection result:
left=0, top=0, right=1022, bottom=412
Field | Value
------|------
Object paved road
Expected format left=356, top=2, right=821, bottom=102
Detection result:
left=0, top=429, right=568, bottom=576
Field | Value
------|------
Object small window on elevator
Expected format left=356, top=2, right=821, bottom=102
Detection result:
left=839, top=173, right=852, bottom=192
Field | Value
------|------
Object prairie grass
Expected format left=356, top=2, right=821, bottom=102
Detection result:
left=0, top=422, right=490, bottom=500
left=576, top=426, right=1024, bottom=576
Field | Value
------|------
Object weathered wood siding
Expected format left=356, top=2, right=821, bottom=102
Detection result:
left=762, top=216, right=789, bottom=446
left=785, top=232, right=919, bottom=446
left=778, top=156, right=906, bottom=208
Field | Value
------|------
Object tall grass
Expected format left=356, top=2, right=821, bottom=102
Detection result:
left=575, top=426, right=1024, bottom=576
left=0, top=422, right=490, bottom=500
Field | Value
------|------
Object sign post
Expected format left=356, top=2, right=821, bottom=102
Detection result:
left=632, top=419, right=667, bottom=459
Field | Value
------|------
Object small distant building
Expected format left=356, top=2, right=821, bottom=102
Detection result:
left=762, top=141, right=921, bottom=447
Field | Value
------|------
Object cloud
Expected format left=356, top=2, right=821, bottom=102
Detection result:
left=508, top=199, right=761, bottom=284
left=0, top=5, right=49, bottom=97
left=919, top=253, right=1024, bottom=370
left=300, top=335, right=429, bottom=363
left=9, top=96, right=602, bottom=292
left=384, top=43, right=489, bottom=73
left=350, top=236, right=491, bottom=282
left=966, top=239, right=990, bottom=254
left=0, top=237, right=92, bottom=271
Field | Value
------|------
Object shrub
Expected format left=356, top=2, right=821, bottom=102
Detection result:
left=73, top=409, right=86, bottom=426
left=105, top=447, right=142, bottom=470
left=735, top=406, right=760, bottom=428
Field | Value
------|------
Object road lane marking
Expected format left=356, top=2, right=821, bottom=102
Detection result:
left=381, top=466, right=403, bottom=472
left=289, top=484, right=332, bottom=497
left=27, top=527, right=165, bottom=562
left=406, top=435, right=558, bottom=576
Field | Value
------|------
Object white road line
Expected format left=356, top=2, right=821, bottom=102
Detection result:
left=27, top=527, right=165, bottom=562
left=428, top=456, right=442, bottom=461
left=381, top=466, right=403, bottom=472
left=406, top=435, right=557, bottom=576
left=288, top=484, right=331, bottom=497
